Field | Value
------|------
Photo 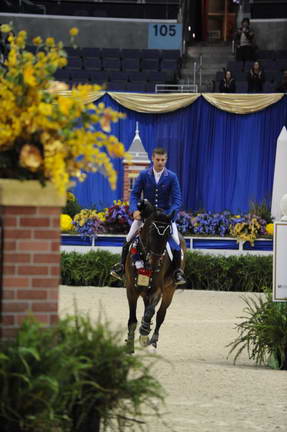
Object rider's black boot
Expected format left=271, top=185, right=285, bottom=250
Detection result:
left=172, top=249, right=186, bottom=286
left=110, top=241, right=131, bottom=281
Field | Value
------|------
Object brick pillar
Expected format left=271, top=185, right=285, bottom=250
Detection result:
left=0, top=180, right=65, bottom=339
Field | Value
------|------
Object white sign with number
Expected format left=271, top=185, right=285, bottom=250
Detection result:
left=148, top=23, right=182, bottom=50
left=273, top=222, right=287, bottom=301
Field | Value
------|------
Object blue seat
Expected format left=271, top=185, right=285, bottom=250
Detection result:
left=67, top=56, right=82, bottom=69
left=64, top=47, right=82, bottom=57
left=128, top=71, right=147, bottom=82
left=108, top=71, right=129, bottom=81
left=236, top=81, right=248, bottom=93
left=54, top=69, right=70, bottom=82
left=126, top=82, right=146, bottom=92
left=146, top=71, right=167, bottom=83
left=141, top=58, right=159, bottom=72
left=121, top=49, right=142, bottom=59
left=141, top=49, right=161, bottom=59
left=108, top=80, right=127, bottom=91
left=102, top=58, right=121, bottom=71
left=84, top=57, right=102, bottom=71
left=70, top=70, right=91, bottom=83
left=160, top=59, right=177, bottom=72
left=102, top=48, right=121, bottom=59
left=122, top=58, right=140, bottom=72
left=91, top=71, right=108, bottom=84
left=161, top=50, right=180, bottom=60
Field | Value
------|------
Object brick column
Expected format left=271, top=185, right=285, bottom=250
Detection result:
left=0, top=180, right=65, bottom=339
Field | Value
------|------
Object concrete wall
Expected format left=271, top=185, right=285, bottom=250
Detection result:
left=251, top=19, right=287, bottom=50
left=0, top=13, right=175, bottom=48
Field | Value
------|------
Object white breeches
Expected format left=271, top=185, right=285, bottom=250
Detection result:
left=126, top=220, right=180, bottom=245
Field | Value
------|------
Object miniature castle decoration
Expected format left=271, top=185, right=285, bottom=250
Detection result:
left=123, top=122, right=150, bottom=201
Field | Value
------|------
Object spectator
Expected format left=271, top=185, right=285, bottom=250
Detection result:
left=275, top=70, right=287, bottom=93
left=247, top=61, right=265, bottom=93
left=234, top=17, right=256, bottom=70
left=219, top=70, right=236, bottom=93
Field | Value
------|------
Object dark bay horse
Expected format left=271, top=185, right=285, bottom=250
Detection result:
left=124, top=203, right=186, bottom=353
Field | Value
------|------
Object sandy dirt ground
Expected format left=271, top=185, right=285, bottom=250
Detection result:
left=59, top=287, right=287, bottom=432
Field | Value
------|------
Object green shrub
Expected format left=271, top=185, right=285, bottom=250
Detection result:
left=61, top=250, right=120, bottom=287
left=62, top=197, right=82, bottom=219
left=61, top=250, right=272, bottom=292
left=0, top=315, right=165, bottom=431
left=227, top=290, right=287, bottom=370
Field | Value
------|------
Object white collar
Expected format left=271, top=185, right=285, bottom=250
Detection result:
left=153, top=167, right=164, bottom=178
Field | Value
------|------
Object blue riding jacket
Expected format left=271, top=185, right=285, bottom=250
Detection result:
left=129, top=167, right=182, bottom=221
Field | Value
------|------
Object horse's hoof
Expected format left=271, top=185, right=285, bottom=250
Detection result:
left=139, top=335, right=149, bottom=347
left=147, top=344, right=157, bottom=353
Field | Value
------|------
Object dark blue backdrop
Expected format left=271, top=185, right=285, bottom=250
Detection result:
left=72, top=94, right=287, bottom=213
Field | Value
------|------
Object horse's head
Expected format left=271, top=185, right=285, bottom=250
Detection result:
left=141, top=207, right=173, bottom=258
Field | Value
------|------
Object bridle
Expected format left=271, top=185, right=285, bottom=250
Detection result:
left=142, top=219, right=172, bottom=258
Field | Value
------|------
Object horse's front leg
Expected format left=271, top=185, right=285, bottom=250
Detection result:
left=139, top=293, right=160, bottom=347
left=149, top=286, right=175, bottom=349
left=126, top=287, right=139, bottom=354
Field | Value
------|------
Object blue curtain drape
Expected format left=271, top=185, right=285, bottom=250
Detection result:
left=72, top=94, right=287, bottom=213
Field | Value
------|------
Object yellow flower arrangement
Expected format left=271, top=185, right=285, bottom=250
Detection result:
left=0, top=25, right=127, bottom=194
left=266, top=223, right=274, bottom=236
left=60, top=214, right=74, bottom=231
left=229, top=217, right=262, bottom=246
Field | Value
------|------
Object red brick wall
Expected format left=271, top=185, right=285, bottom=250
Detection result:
left=0, top=205, right=61, bottom=339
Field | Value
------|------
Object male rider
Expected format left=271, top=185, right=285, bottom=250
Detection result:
left=110, top=147, right=186, bottom=285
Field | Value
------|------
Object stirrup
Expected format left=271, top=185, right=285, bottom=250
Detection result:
left=110, top=263, right=124, bottom=281
left=173, top=269, right=186, bottom=286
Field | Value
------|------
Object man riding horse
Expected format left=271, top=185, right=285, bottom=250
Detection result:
left=111, top=146, right=186, bottom=286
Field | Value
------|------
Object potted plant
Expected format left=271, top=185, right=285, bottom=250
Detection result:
left=0, top=315, right=166, bottom=431
left=227, top=289, right=287, bottom=370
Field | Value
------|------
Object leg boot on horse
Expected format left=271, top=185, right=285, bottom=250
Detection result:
left=110, top=241, right=131, bottom=281
left=172, top=249, right=186, bottom=286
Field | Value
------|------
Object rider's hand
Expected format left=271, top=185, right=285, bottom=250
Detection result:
left=133, top=210, right=141, bottom=220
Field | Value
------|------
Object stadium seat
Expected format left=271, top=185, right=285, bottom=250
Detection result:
left=128, top=71, right=147, bottom=82
left=121, top=49, right=142, bottom=59
left=91, top=71, right=109, bottom=84
left=84, top=57, right=102, bottom=71
left=101, top=48, right=121, bottom=59
left=141, top=58, right=159, bottom=72
left=122, top=58, right=140, bottom=72
left=108, top=80, right=127, bottom=91
left=102, top=58, right=121, bottom=71
left=67, top=56, right=83, bottom=69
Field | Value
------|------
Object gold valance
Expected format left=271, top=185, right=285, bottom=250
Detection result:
left=202, top=93, right=284, bottom=114
left=107, top=92, right=201, bottom=113
left=60, top=89, right=285, bottom=114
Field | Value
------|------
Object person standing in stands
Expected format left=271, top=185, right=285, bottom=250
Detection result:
left=234, top=17, right=255, bottom=70
left=219, top=70, right=236, bottom=93
left=110, top=147, right=186, bottom=286
left=247, top=61, right=265, bottom=93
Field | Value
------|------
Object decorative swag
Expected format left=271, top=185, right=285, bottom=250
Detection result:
left=58, top=90, right=284, bottom=114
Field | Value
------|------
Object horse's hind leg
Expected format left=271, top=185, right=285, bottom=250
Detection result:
left=150, top=288, right=175, bottom=349
left=126, top=288, right=138, bottom=354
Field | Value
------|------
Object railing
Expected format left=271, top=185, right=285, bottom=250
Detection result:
left=155, top=83, right=198, bottom=93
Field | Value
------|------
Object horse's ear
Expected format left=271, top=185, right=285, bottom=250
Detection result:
left=137, top=199, right=154, bottom=219
left=167, top=209, right=176, bottom=222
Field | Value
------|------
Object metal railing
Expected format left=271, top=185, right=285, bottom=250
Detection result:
left=155, top=83, right=198, bottom=93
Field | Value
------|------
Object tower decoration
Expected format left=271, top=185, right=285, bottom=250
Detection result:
left=123, top=122, right=150, bottom=201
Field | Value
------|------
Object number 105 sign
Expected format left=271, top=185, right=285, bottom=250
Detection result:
left=148, top=23, right=182, bottom=50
